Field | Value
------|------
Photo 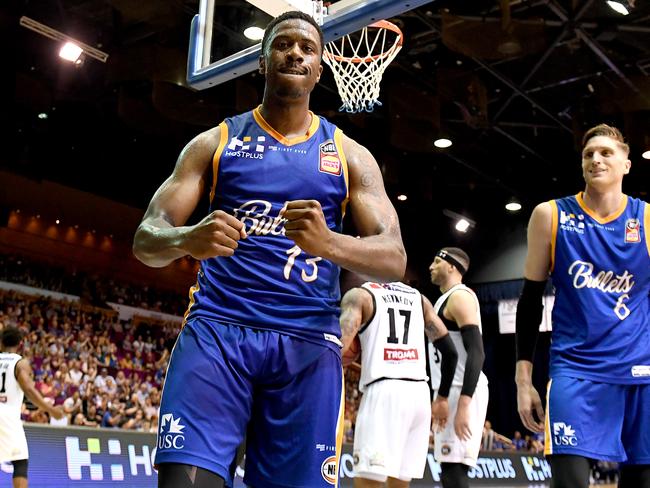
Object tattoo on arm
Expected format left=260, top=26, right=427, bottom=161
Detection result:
left=424, top=320, right=442, bottom=342
left=360, top=172, right=376, bottom=188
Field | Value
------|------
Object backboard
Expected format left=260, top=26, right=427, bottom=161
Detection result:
left=187, top=0, right=433, bottom=90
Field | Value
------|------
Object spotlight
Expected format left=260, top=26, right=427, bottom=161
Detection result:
left=59, top=42, right=83, bottom=62
left=505, top=198, right=522, bottom=212
left=443, top=209, right=476, bottom=233
left=434, top=138, right=453, bottom=148
left=606, top=0, right=630, bottom=15
left=397, top=194, right=408, bottom=201
left=642, top=150, right=650, bottom=160
left=455, top=219, right=470, bottom=233
left=243, top=26, right=265, bottom=41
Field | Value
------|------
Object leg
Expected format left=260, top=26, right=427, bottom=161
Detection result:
left=620, top=385, right=650, bottom=488
left=619, top=465, right=650, bottom=488
left=440, top=462, right=469, bottom=488
left=12, top=459, right=28, bottom=488
left=354, top=477, right=384, bottom=488
left=158, top=463, right=226, bottom=488
left=386, top=476, right=410, bottom=488
left=548, top=454, right=591, bottom=488
left=244, top=336, right=343, bottom=488
left=155, top=320, right=255, bottom=486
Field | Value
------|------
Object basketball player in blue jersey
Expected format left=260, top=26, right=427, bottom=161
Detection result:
left=133, top=10, right=406, bottom=488
left=515, top=124, right=650, bottom=488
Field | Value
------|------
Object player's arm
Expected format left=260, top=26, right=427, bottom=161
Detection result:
left=15, top=359, right=64, bottom=419
left=282, top=135, right=406, bottom=282
left=423, top=295, right=458, bottom=432
left=339, top=287, right=374, bottom=351
left=446, top=291, right=485, bottom=400
left=133, top=126, right=247, bottom=268
left=515, top=202, right=552, bottom=432
left=422, top=295, right=457, bottom=399
left=446, top=291, right=485, bottom=441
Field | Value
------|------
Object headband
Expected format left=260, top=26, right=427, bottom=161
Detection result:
left=436, top=250, right=467, bottom=275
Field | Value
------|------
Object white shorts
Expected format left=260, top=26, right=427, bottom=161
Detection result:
left=353, top=379, right=431, bottom=482
left=434, top=382, right=488, bottom=467
left=0, top=418, right=29, bottom=462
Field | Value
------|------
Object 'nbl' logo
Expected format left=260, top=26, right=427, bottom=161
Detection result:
left=321, top=456, right=337, bottom=485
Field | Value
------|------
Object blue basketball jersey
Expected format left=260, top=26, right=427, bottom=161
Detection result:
left=184, top=107, right=349, bottom=350
left=549, top=193, right=650, bottom=383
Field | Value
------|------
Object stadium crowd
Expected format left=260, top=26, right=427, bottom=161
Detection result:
left=1, top=252, right=548, bottom=451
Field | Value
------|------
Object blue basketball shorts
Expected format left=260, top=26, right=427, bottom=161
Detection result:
left=545, top=375, right=650, bottom=463
left=154, top=318, right=345, bottom=488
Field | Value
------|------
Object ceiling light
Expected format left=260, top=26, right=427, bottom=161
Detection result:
left=38, top=112, right=48, bottom=119
left=397, top=194, right=407, bottom=201
left=20, top=16, right=108, bottom=63
left=55, top=219, right=60, bottom=224
left=642, top=150, right=650, bottom=160
left=434, top=138, right=452, bottom=148
left=443, top=208, right=475, bottom=233
left=505, top=198, right=522, bottom=212
left=243, top=26, right=265, bottom=41
left=455, top=219, right=470, bottom=232
left=59, top=42, right=83, bottom=62
left=606, top=1, right=630, bottom=15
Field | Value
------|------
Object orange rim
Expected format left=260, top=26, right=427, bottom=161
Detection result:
left=324, top=19, right=403, bottom=63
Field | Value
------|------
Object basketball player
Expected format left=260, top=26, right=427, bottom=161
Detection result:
left=132, top=10, right=406, bottom=488
left=428, top=248, right=488, bottom=488
left=515, top=124, right=650, bottom=488
left=339, top=282, right=458, bottom=487
left=1, top=327, right=64, bottom=488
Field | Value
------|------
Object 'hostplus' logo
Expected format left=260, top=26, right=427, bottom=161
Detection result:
left=158, top=414, right=186, bottom=450
left=559, top=210, right=585, bottom=234
left=553, top=422, right=577, bottom=446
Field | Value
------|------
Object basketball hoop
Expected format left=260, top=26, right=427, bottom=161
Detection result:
left=323, top=19, right=403, bottom=113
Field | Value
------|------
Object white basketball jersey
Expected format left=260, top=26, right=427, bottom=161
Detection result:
left=358, top=282, right=428, bottom=393
left=427, top=284, right=488, bottom=389
left=0, top=353, right=24, bottom=421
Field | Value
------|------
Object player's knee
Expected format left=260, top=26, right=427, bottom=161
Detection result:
left=440, top=462, right=469, bottom=488
left=548, top=455, right=591, bottom=488
left=157, top=463, right=226, bottom=488
left=12, top=459, right=28, bottom=479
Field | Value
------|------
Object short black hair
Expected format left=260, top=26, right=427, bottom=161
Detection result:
left=1, top=327, right=23, bottom=348
left=439, top=247, right=470, bottom=274
left=261, top=10, right=324, bottom=56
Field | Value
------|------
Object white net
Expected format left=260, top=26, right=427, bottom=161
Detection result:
left=323, top=20, right=402, bottom=113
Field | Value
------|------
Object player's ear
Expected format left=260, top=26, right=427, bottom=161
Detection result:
left=316, top=63, right=323, bottom=82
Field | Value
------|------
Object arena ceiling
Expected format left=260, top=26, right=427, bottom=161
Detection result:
left=5, top=0, right=650, bottom=281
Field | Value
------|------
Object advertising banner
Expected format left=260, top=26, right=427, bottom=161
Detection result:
left=0, top=424, right=551, bottom=487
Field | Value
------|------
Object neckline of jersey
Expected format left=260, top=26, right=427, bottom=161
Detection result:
left=576, top=192, right=628, bottom=224
left=253, top=105, right=320, bottom=146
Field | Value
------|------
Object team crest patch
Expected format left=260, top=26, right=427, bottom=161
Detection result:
left=319, top=140, right=342, bottom=176
left=441, top=444, right=452, bottom=455
left=624, top=218, right=640, bottom=243
left=321, top=456, right=337, bottom=485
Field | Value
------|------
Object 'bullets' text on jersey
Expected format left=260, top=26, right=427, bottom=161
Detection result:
left=550, top=193, right=650, bottom=383
left=184, top=107, right=349, bottom=350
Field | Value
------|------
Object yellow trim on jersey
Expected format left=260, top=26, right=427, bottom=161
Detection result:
left=181, top=280, right=201, bottom=329
left=549, top=200, right=558, bottom=273
left=252, top=105, right=320, bottom=146
left=544, top=379, right=552, bottom=456
left=209, top=122, right=229, bottom=204
left=334, top=128, right=350, bottom=218
left=334, top=368, right=345, bottom=487
left=576, top=192, right=627, bottom=224
left=645, top=202, right=650, bottom=258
